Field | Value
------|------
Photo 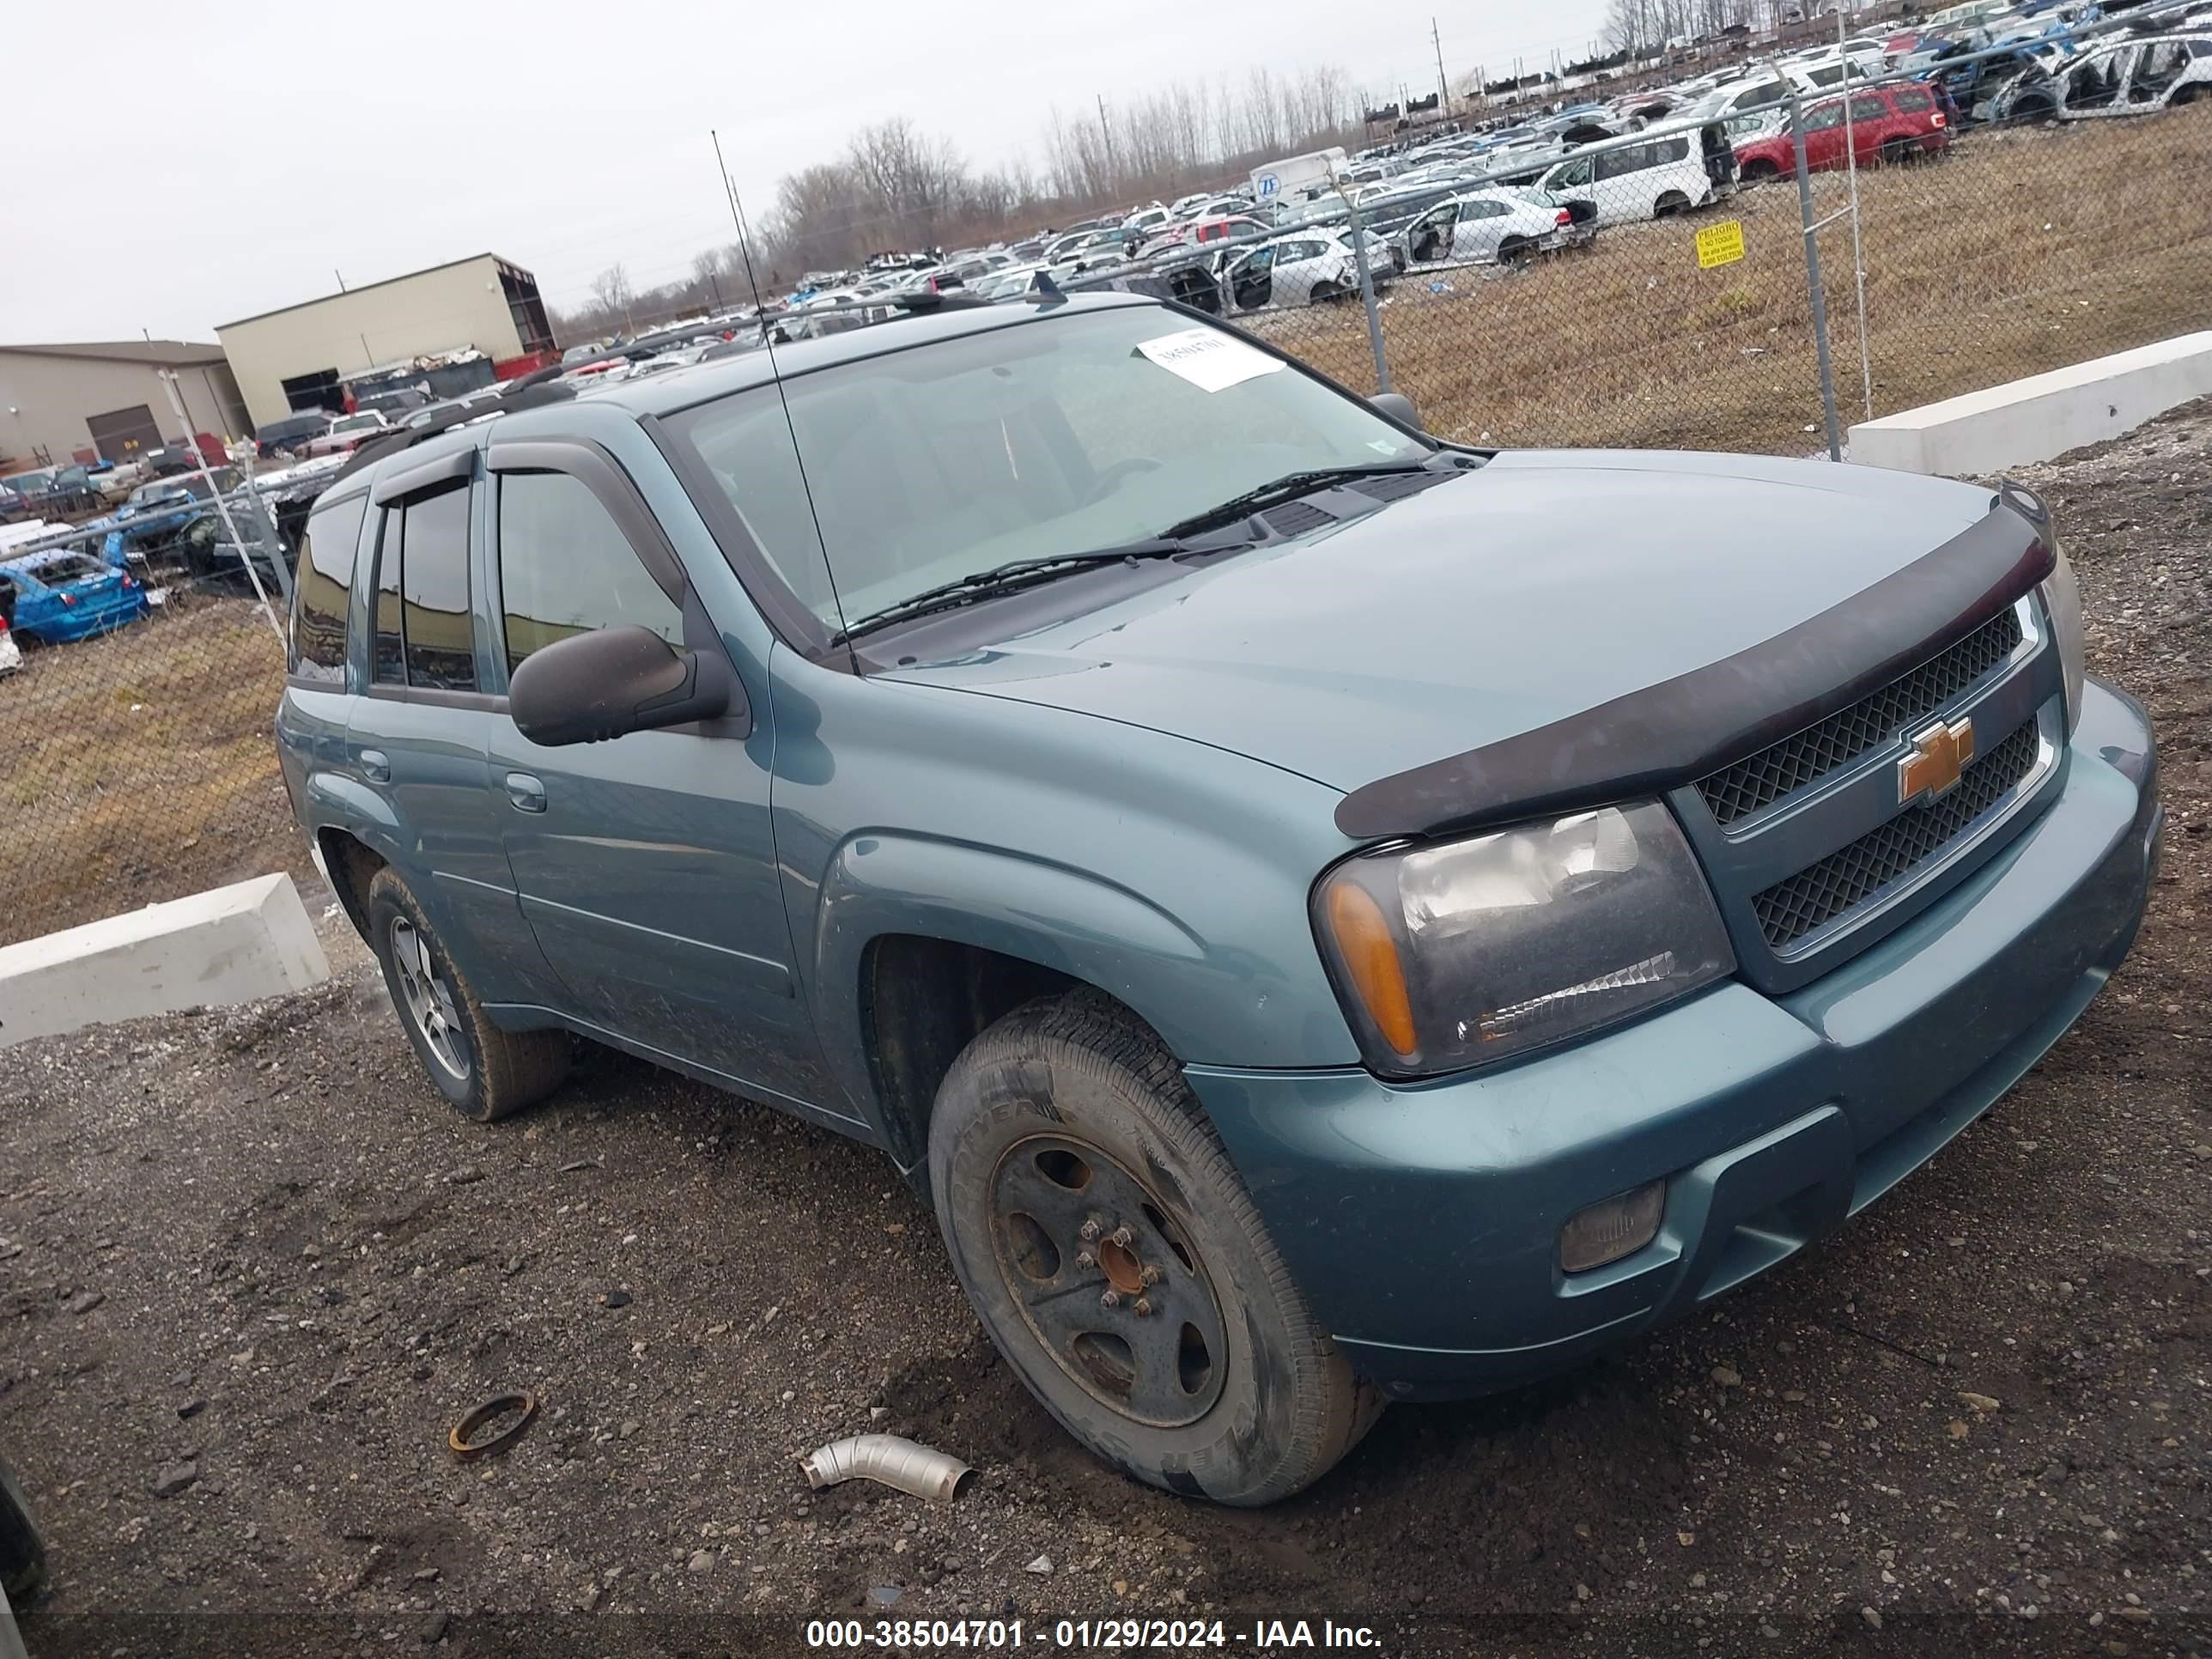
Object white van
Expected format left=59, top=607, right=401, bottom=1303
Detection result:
left=1535, top=128, right=1724, bottom=225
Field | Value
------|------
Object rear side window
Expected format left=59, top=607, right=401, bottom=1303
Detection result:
left=1850, top=93, right=1888, bottom=121
left=397, top=484, right=477, bottom=691
left=290, top=492, right=367, bottom=682
left=372, top=512, right=405, bottom=685
left=496, top=471, right=684, bottom=672
left=1894, top=86, right=1935, bottom=112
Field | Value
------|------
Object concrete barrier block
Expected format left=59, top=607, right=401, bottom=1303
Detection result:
left=0, top=873, right=331, bottom=1048
left=1849, top=331, right=2212, bottom=477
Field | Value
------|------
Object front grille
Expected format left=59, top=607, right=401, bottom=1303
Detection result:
left=1698, top=608, right=2025, bottom=827
left=1751, top=720, right=2040, bottom=950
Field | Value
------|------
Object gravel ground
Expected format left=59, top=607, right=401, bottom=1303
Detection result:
left=3, top=405, right=2208, bottom=1659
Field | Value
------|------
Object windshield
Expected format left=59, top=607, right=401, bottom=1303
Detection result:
left=672, top=305, right=1431, bottom=632
left=331, top=415, right=382, bottom=433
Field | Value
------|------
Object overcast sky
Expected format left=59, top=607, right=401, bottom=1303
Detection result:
left=3, top=0, right=1611, bottom=343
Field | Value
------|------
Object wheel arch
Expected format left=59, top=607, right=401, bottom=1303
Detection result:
left=811, top=831, right=1316, bottom=1178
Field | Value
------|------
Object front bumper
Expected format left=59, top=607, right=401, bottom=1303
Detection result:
left=1188, top=678, right=2160, bottom=1400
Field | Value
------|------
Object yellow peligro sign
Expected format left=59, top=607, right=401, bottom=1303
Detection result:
left=1696, top=220, right=1746, bottom=269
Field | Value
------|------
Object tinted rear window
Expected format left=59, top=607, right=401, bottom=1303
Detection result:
left=290, top=492, right=367, bottom=683
left=1894, top=86, right=1936, bottom=112
left=397, top=483, right=477, bottom=691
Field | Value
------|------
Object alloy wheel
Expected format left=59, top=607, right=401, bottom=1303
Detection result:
left=389, top=916, right=470, bottom=1082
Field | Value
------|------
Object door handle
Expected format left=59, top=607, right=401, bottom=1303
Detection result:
left=358, top=749, right=392, bottom=784
left=504, top=772, right=547, bottom=813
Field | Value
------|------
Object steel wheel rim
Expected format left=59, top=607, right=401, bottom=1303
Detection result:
left=986, top=1133, right=1228, bottom=1428
left=389, top=916, right=469, bottom=1082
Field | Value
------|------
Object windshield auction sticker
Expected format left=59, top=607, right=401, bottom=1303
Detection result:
left=1137, top=328, right=1287, bottom=393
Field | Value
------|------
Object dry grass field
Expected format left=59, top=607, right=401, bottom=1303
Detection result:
left=3, top=103, right=2207, bottom=944
left=3, top=590, right=299, bottom=945
left=1259, top=100, right=2212, bottom=453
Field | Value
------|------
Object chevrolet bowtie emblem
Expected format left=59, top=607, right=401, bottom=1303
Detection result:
left=1899, top=716, right=1974, bottom=807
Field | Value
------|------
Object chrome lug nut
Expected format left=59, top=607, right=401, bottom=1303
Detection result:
left=1138, top=1265, right=1163, bottom=1287
left=1108, top=1225, right=1134, bottom=1249
left=1133, top=1297, right=1153, bottom=1318
left=1100, top=1289, right=1121, bottom=1310
left=1079, top=1219, right=1102, bottom=1243
left=1074, top=1249, right=1096, bottom=1269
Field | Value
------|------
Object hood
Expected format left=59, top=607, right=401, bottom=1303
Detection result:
left=880, top=449, right=1996, bottom=795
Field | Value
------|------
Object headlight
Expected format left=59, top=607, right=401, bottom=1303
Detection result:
left=2039, top=543, right=2084, bottom=735
left=1314, top=801, right=1735, bottom=1078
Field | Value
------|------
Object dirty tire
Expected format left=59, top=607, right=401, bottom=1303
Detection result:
left=928, top=989, right=1381, bottom=1506
left=366, top=867, right=568, bottom=1123
left=0, top=1455, right=45, bottom=1606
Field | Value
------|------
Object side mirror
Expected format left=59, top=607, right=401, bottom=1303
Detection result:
left=509, top=624, right=739, bottom=746
left=1370, top=391, right=1421, bottom=428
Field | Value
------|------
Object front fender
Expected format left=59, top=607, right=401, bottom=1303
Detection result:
left=811, top=830, right=1330, bottom=1139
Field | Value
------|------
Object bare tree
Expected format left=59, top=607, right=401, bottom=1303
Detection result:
left=589, top=263, right=635, bottom=317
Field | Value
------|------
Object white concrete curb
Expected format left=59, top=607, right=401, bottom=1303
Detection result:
left=0, top=873, right=331, bottom=1049
left=1848, top=331, right=2212, bottom=477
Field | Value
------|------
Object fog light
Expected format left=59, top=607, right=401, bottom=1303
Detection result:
left=1559, top=1182, right=1665, bottom=1273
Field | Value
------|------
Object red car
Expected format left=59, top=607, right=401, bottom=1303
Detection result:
left=1735, top=83, right=1950, bottom=180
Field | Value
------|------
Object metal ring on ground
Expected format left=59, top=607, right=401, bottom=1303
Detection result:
left=448, top=1392, right=538, bottom=1461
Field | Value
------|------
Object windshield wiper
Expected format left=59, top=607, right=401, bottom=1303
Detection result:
left=831, top=537, right=1212, bottom=645
left=1159, top=460, right=1440, bottom=539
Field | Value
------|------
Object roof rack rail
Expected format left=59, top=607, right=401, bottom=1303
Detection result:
left=328, top=380, right=577, bottom=488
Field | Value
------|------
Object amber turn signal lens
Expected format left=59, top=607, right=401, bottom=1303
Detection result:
left=1325, top=879, right=1418, bottom=1059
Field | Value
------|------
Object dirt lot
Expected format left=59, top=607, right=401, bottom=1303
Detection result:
left=3, top=408, right=2209, bottom=1659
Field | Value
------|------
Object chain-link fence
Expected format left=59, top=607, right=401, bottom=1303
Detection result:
left=3, top=29, right=2208, bottom=948
left=1188, top=33, right=2212, bottom=457
left=1, top=459, right=314, bottom=947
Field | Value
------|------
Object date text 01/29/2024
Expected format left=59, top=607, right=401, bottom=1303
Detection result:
left=804, top=1618, right=1383, bottom=1650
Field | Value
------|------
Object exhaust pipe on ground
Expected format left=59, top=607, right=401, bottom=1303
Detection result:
left=799, top=1434, right=975, bottom=1503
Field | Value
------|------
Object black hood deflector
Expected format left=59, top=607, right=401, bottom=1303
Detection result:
left=1333, top=488, right=2055, bottom=842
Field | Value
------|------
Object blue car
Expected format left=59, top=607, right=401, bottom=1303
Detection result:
left=0, top=550, right=151, bottom=644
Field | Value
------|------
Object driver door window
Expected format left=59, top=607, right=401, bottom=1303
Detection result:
left=497, top=470, right=684, bottom=673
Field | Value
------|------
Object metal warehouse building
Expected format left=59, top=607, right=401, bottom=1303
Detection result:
left=216, top=253, right=557, bottom=431
left=0, top=341, right=249, bottom=471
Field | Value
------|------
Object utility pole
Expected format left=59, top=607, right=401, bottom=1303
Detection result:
left=1097, top=94, right=1115, bottom=186
left=1432, top=16, right=1449, bottom=116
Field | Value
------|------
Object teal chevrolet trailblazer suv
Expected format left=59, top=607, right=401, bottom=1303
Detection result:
left=276, top=292, right=2160, bottom=1505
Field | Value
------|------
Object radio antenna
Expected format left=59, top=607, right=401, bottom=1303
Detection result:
left=708, top=128, right=852, bottom=652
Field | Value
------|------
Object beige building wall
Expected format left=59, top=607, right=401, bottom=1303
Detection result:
left=0, top=349, right=248, bottom=471
left=217, top=256, right=529, bottom=429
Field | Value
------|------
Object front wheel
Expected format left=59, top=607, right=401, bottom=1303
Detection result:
left=928, top=991, right=1381, bottom=1506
